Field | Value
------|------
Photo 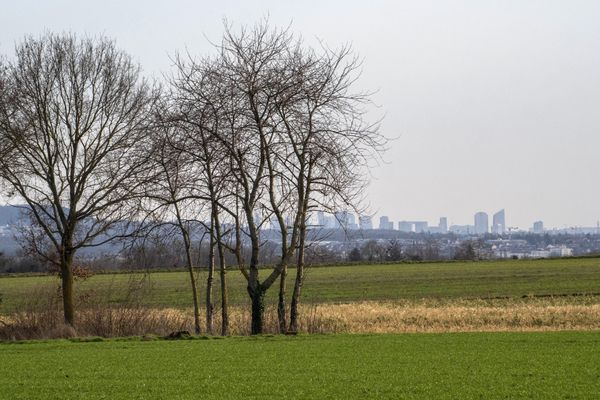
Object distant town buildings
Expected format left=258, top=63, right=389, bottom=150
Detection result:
left=474, top=212, right=489, bottom=235
left=492, top=240, right=574, bottom=259
left=2, top=204, right=598, bottom=264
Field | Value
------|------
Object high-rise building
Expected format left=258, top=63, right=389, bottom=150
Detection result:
left=398, top=220, right=428, bottom=232
left=533, top=221, right=544, bottom=234
left=379, top=216, right=393, bottom=230
left=359, top=215, right=373, bottom=230
left=398, top=221, right=412, bottom=232
left=414, top=221, right=428, bottom=233
left=492, top=209, right=506, bottom=234
left=334, top=211, right=349, bottom=230
left=474, top=212, right=489, bottom=235
left=438, top=217, right=448, bottom=233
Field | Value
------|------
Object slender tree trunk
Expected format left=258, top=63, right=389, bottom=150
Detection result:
left=289, top=223, right=307, bottom=332
left=183, top=233, right=201, bottom=335
left=213, top=208, right=229, bottom=336
left=60, top=250, right=75, bottom=327
left=206, top=225, right=215, bottom=335
left=277, top=265, right=287, bottom=333
left=245, top=204, right=265, bottom=335
left=173, top=202, right=201, bottom=335
left=218, top=248, right=228, bottom=336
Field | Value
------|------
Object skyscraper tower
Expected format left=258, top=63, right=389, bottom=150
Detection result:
left=379, top=216, right=393, bottom=230
left=492, top=209, right=506, bottom=234
left=438, top=217, right=448, bottom=233
left=474, top=212, right=489, bottom=235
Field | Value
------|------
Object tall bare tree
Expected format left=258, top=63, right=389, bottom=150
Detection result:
left=144, top=124, right=204, bottom=334
left=0, top=34, right=158, bottom=326
left=165, top=21, right=386, bottom=334
left=277, top=44, right=385, bottom=332
left=166, top=56, right=233, bottom=335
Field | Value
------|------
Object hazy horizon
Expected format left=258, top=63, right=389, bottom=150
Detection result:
left=1, top=0, right=599, bottom=230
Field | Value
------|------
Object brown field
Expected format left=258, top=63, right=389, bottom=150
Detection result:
left=307, top=298, right=600, bottom=333
left=2, top=296, right=599, bottom=339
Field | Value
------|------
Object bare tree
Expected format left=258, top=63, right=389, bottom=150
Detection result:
left=0, top=34, right=158, bottom=326
left=165, top=20, right=386, bottom=334
left=143, top=123, right=205, bottom=334
left=214, top=22, right=385, bottom=333
left=273, top=42, right=386, bottom=332
left=214, top=23, right=300, bottom=334
left=166, top=55, right=234, bottom=335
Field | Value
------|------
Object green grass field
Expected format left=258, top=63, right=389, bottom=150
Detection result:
left=1, top=332, right=599, bottom=399
left=1, top=257, right=600, bottom=312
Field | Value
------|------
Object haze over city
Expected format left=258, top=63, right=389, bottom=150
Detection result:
left=1, top=0, right=599, bottom=228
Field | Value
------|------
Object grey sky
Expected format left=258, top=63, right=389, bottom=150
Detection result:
left=1, top=0, right=599, bottom=229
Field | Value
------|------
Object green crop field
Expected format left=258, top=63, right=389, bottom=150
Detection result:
left=1, top=257, right=600, bottom=313
left=1, top=332, right=599, bottom=399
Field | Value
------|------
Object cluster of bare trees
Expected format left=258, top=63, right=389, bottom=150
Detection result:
left=0, top=22, right=386, bottom=335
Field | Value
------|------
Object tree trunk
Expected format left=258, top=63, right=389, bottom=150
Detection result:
left=251, top=285, right=265, bottom=335
left=218, top=253, right=228, bottom=336
left=289, top=224, right=307, bottom=332
left=60, top=252, right=75, bottom=327
left=245, top=203, right=264, bottom=335
left=277, top=265, right=287, bottom=333
left=183, top=235, right=201, bottom=335
left=206, top=226, right=215, bottom=335
left=173, top=203, right=201, bottom=335
left=213, top=209, right=229, bottom=336
left=218, top=255, right=228, bottom=336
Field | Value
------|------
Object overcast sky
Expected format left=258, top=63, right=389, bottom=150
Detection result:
left=1, top=0, right=599, bottom=229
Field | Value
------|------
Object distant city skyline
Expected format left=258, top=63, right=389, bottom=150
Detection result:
left=317, top=207, right=600, bottom=233
left=0, top=1, right=599, bottom=229
left=364, top=207, right=599, bottom=232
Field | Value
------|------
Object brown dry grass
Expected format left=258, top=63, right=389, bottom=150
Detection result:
left=304, top=300, right=600, bottom=333
left=2, top=296, right=600, bottom=340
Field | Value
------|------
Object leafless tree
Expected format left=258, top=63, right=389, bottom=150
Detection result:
left=143, top=122, right=205, bottom=334
left=212, top=23, right=301, bottom=334
left=166, top=55, right=234, bottom=335
left=163, top=20, right=386, bottom=335
left=212, top=22, right=385, bottom=333
left=273, top=41, right=386, bottom=332
left=0, top=34, right=159, bottom=326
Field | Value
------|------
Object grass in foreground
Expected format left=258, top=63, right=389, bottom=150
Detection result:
left=1, top=257, right=600, bottom=312
left=0, top=332, right=599, bottom=399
